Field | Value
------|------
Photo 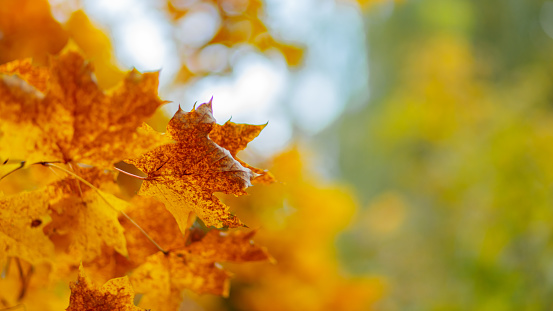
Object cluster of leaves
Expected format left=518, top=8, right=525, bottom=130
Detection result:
left=0, top=50, right=273, bottom=310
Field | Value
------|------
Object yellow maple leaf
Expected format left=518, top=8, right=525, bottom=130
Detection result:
left=0, top=187, right=57, bottom=266
left=126, top=99, right=267, bottom=230
left=131, top=230, right=272, bottom=310
left=0, top=260, right=70, bottom=311
left=0, top=51, right=165, bottom=167
left=66, top=264, right=144, bottom=311
left=119, top=196, right=186, bottom=270
left=45, top=169, right=129, bottom=262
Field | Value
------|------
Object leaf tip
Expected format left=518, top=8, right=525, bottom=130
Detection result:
left=77, top=262, right=86, bottom=279
left=268, top=255, right=277, bottom=265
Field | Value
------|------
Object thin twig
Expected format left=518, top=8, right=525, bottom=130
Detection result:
left=43, top=163, right=167, bottom=254
left=119, top=208, right=168, bottom=253
left=0, top=304, right=25, bottom=311
left=0, top=162, right=25, bottom=181
left=113, top=167, right=146, bottom=180
left=15, top=259, right=30, bottom=301
left=0, top=160, right=65, bottom=182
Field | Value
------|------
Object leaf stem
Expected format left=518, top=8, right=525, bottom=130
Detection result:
left=0, top=304, right=25, bottom=310
left=0, top=160, right=64, bottom=182
left=113, top=167, right=146, bottom=180
left=43, top=163, right=167, bottom=254
left=15, top=258, right=32, bottom=301
left=0, top=162, right=24, bottom=181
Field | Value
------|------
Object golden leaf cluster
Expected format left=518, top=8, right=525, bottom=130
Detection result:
left=0, top=49, right=271, bottom=311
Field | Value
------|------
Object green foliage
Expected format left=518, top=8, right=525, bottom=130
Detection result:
left=335, top=1, right=553, bottom=310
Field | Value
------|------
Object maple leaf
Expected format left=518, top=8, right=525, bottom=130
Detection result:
left=0, top=51, right=165, bottom=167
left=66, top=264, right=144, bottom=311
left=47, top=189, right=129, bottom=261
left=0, top=187, right=57, bottom=266
left=210, top=121, right=275, bottom=184
left=118, top=196, right=186, bottom=269
left=44, top=168, right=129, bottom=262
left=130, top=230, right=272, bottom=310
left=0, top=259, right=71, bottom=311
left=126, top=99, right=268, bottom=230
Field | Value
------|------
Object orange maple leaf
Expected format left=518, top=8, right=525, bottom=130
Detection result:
left=0, top=51, right=165, bottom=167
left=66, top=264, right=144, bottom=311
left=126, top=99, right=269, bottom=230
left=210, top=121, right=275, bottom=184
left=130, top=230, right=272, bottom=310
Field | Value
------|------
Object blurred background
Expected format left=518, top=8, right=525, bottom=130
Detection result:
left=3, top=0, right=553, bottom=310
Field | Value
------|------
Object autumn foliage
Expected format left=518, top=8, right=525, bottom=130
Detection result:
left=0, top=0, right=384, bottom=310
left=0, top=47, right=275, bottom=309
